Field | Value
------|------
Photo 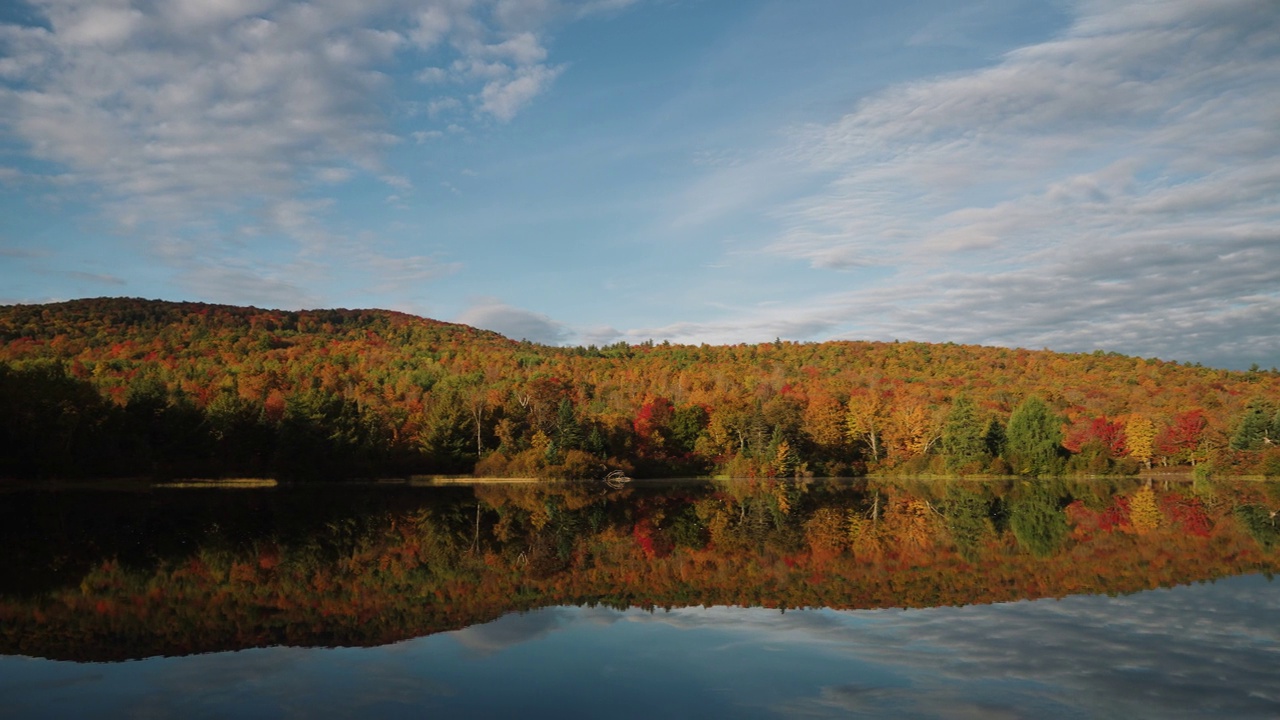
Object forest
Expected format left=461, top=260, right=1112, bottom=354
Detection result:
left=2, top=297, right=1280, bottom=481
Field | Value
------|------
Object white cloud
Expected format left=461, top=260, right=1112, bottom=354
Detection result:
left=409, top=4, right=455, bottom=50
left=615, top=311, right=843, bottom=347
left=359, top=251, right=461, bottom=294
left=427, top=96, right=463, bottom=117
left=411, top=130, right=445, bottom=143
left=0, top=1, right=400, bottom=232
left=678, top=0, right=1280, bottom=367
left=456, top=297, right=568, bottom=343
left=449, top=607, right=568, bottom=656
left=493, top=0, right=558, bottom=30
left=414, top=66, right=449, bottom=84
left=483, top=31, right=547, bottom=65
left=478, top=64, right=564, bottom=121
left=178, top=262, right=321, bottom=309
left=0, top=0, right=591, bottom=326
left=315, top=167, right=354, bottom=184
left=381, top=174, right=413, bottom=190
left=63, top=270, right=127, bottom=286
left=573, top=0, right=641, bottom=19
left=0, top=0, right=574, bottom=278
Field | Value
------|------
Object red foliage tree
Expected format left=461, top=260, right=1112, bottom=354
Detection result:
left=1063, top=416, right=1126, bottom=455
left=1156, top=409, right=1207, bottom=463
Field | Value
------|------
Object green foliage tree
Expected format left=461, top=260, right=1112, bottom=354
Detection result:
left=942, top=396, right=990, bottom=473
left=555, top=398, right=583, bottom=452
left=205, top=390, right=274, bottom=476
left=670, top=405, right=709, bottom=454
left=1230, top=399, right=1276, bottom=451
left=984, top=417, right=1007, bottom=458
left=1004, top=397, right=1065, bottom=476
left=276, top=390, right=385, bottom=480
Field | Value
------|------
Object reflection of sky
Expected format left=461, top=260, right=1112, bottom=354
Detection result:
left=2, top=576, right=1278, bottom=719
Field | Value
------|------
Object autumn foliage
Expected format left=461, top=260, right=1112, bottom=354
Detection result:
left=2, top=297, right=1280, bottom=480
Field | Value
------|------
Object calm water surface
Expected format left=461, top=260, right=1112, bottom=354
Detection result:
left=1, top=478, right=1277, bottom=719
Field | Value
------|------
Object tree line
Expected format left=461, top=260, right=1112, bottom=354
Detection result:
left=2, top=297, right=1280, bottom=480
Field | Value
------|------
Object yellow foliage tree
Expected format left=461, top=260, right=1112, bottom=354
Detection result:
left=1125, top=414, right=1156, bottom=469
left=887, top=404, right=933, bottom=459
left=846, top=392, right=886, bottom=460
left=774, top=439, right=796, bottom=477
left=802, top=392, right=847, bottom=450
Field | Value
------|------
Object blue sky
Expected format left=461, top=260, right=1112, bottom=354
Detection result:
left=1, top=0, right=1277, bottom=368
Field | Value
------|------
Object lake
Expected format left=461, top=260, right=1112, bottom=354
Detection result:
left=1, top=477, right=1278, bottom=718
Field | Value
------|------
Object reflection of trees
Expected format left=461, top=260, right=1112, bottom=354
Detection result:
left=1010, top=485, right=1069, bottom=558
left=943, top=483, right=995, bottom=562
left=2, top=479, right=1279, bottom=661
left=1235, top=505, right=1278, bottom=550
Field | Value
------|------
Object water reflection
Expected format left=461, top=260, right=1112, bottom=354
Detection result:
left=2, top=577, right=1277, bottom=719
left=0, top=477, right=1278, bottom=662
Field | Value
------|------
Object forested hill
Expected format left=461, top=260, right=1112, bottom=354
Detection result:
left=2, top=297, right=1279, bottom=480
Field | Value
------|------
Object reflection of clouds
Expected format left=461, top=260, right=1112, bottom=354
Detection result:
left=123, top=646, right=457, bottom=720
left=7, top=578, right=1277, bottom=718
left=626, top=603, right=882, bottom=643
left=450, top=608, right=567, bottom=656
left=797, top=578, right=1280, bottom=719
left=615, top=578, right=1280, bottom=719
left=449, top=605, right=626, bottom=657
left=804, top=685, right=1029, bottom=720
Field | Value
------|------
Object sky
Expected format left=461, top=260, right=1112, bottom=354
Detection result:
left=0, top=0, right=1277, bottom=369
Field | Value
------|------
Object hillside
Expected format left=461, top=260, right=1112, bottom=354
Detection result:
left=2, top=297, right=1279, bottom=480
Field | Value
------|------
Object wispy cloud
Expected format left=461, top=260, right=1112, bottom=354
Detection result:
left=62, top=270, right=127, bottom=286
left=0, top=0, right=586, bottom=306
left=478, top=63, right=565, bottom=121
left=665, top=0, right=1280, bottom=367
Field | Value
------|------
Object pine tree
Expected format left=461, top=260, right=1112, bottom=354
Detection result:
left=555, top=398, right=583, bottom=451
left=943, top=396, right=989, bottom=473
left=1230, top=400, right=1275, bottom=451
left=1004, top=396, right=1064, bottom=476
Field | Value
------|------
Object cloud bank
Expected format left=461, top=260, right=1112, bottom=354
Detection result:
left=0, top=0, right=579, bottom=307
left=667, top=0, right=1280, bottom=367
left=456, top=296, right=568, bottom=343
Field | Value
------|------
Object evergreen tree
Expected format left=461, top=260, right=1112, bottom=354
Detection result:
left=942, top=396, right=989, bottom=473
left=555, top=398, right=583, bottom=451
left=1230, top=399, right=1275, bottom=451
left=586, top=425, right=608, bottom=457
left=984, top=417, right=1006, bottom=458
left=1004, top=396, right=1064, bottom=476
